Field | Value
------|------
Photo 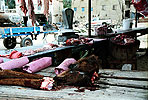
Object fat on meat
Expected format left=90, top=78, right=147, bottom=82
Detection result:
left=43, top=0, right=52, bottom=21
left=38, top=0, right=42, bottom=6
left=28, top=0, right=36, bottom=26
left=19, top=0, right=28, bottom=16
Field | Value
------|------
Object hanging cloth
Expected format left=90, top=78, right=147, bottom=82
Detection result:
left=132, top=0, right=148, bottom=17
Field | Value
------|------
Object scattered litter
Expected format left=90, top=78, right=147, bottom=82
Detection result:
left=122, top=64, right=132, bottom=71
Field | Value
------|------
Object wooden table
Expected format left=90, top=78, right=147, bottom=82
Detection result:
left=107, top=27, right=148, bottom=38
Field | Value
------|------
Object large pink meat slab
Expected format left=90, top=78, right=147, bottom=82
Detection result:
left=23, top=57, right=52, bottom=73
left=0, top=57, right=29, bottom=70
left=55, top=58, right=76, bottom=75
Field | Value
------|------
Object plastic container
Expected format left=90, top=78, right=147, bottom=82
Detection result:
left=123, top=19, right=133, bottom=30
left=109, top=40, right=140, bottom=60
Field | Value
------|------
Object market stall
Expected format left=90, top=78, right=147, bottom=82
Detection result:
left=0, top=0, right=148, bottom=100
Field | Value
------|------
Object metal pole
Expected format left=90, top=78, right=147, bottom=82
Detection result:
left=135, top=10, right=138, bottom=27
left=135, top=10, right=138, bottom=40
left=88, top=0, right=91, bottom=37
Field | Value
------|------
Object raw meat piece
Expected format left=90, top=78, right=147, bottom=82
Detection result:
left=19, top=0, right=28, bottom=16
left=0, top=56, right=29, bottom=70
left=23, top=57, right=52, bottom=73
left=55, top=58, right=76, bottom=75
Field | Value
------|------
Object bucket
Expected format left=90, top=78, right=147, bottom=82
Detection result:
left=123, top=19, right=133, bottom=30
left=109, top=40, right=140, bottom=60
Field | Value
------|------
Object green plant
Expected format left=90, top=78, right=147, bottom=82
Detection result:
left=5, top=0, right=15, bottom=9
left=63, top=0, right=71, bottom=8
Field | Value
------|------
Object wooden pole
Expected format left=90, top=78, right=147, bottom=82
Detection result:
left=135, top=10, right=138, bottom=28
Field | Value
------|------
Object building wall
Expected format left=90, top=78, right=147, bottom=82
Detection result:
left=0, top=0, right=5, bottom=12
left=71, top=0, right=134, bottom=25
left=72, top=0, right=88, bottom=22
left=52, top=0, right=63, bottom=23
left=12, top=0, right=135, bottom=24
